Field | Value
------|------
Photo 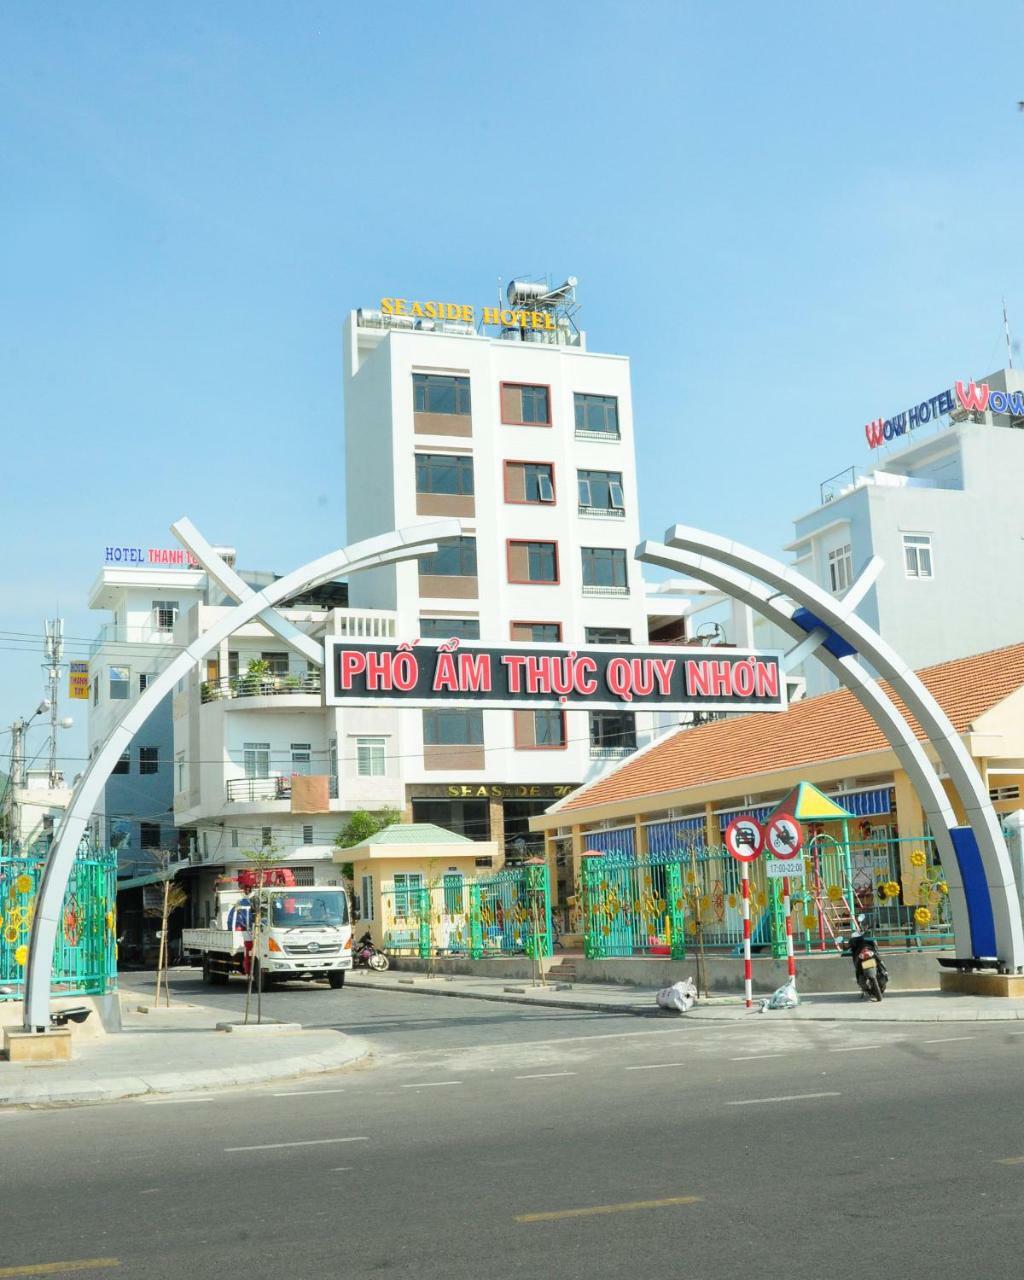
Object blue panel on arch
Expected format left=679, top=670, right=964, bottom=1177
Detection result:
left=948, top=826, right=998, bottom=959
left=791, top=606, right=858, bottom=660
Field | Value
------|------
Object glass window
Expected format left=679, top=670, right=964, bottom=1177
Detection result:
left=231, top=828, right=239, bottom=848
left=589, top=710, right=637, bottom=750
left=302, top=824, right=314, bottom=845
left=574, top=393, right=620, bottom=436
left=152, top=600, right=179, bottom=631
left=415, top=453, right=474, bottom=495
left=291, top=743, right=312, bottom=775
left=262, top=652, right=290, bottom=676
left=508, top=540, right=558, bottom=583
left=502, top=383, right=550, bottom=425
left=419, top=537, right=477, bottom=577
left=511, top=622, right=562, bottom=642
left=139, top=672, right=151, bottom=693
left=271, top=893, right=348, bottom=927
left=903, top=533, right=933, bottom=579
left=113, top=750, right=130, bottom=775
left=356, top=737, right=386, bottom=776
left=109, top=666, right=130, bottom=699
left=420, top=618, right=481, bottom=639
left=578, top=469, right=625, bottom=510
left=361, top=873, right=375, bottom=922
left=827, top=544, right=854, bottom=594
left=413, top=373, right=471, bottom=416
left=393, top=872, right=424, bottom=918
left=243, top=742, right=271, bottom=779
left=138, top=747, right=159, bottom=775
left=505, top=461, right=555, bottom=503
left=581, top=547, right=628, bottom=589
left=261, top=826, right=272, bottom=848
left=585, top=626, right=631, bottom=644
left=140, top=822, right=161, bottom=850
left=534, top=710, right=566, bottom=747
left=329, top=736, right=338, bottom=779
left=423, top=709, right=484, bottom=745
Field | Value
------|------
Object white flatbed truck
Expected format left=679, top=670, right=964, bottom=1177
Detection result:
left=183, top=885, right=352, bottom=990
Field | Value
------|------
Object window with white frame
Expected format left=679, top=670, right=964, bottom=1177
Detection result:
left=152, top=600, right=179, bottom=631
left=302, top=824, right=314, bottom=845
left=360, top=873, right=374, bottom=922
left=356, top=737, right=386, bottom=776
left=231, top=828, right=239, bottom=848
left=291, top=743, right=312, bottom=775
left=903, top=533, right=933, bottom=579
left=243, top=742, right=271, bottom=778
left=827, top=544, right=853, bottom=594
left=393, top=872, right=424, bottom=917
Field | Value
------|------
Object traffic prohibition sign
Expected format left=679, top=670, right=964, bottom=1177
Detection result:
left=765, top=813, right=803, bottom=859
left=723, top=816, right=765, bottom=863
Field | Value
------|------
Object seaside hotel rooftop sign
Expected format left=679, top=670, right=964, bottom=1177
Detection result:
left=379, top=298, right=557, bottom=331
left=865, top=379, right=1024, bottom=449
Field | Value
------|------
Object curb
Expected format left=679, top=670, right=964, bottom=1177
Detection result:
left=0, top=1034, right=369, bottom=1109
left=345, top=977, right=1024, bottom=1024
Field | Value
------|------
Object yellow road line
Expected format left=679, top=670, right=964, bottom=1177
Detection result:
left=0, top=1262, right=120, bottom=1278
left=996, top=1156, right=1024, bottom=1165
left=516, top=1195, right=702, bottom=1223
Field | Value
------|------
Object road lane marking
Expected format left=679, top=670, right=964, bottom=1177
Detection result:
left=922, top=1036, right=975, bottom=1045
left=0, top=1263, right=120, bottom=1278
left=141, top=1097, right=214, bottom=1105
left=273, top=1088, right=347, bottom=1097
left=514, top=1072, right=577, bottom=1080
left=729, top=1054, right=785, bottom=1062
left=828, top=1045, right=884, bottom=1053
left=387, top=1023, right=748, bottom=1059
left=996, top=1156, right=1024, bottom=1165
left=625, top=1062, right=687, bottom=1071
left=727, top=1092, right=841, bottom=1106
left=225, top=1136, right=369, bottom=1152
left=399, top=1080, right=462, bottom=1088
left=516, top=1195, right=702, bottom=1223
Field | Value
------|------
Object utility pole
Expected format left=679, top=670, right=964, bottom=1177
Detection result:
left=42, top=619, right=65, bottom=787
left=8, top=717, right=27, bottom=848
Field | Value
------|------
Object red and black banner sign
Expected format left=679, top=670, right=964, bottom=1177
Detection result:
left=324, top=640, right=787, bottom=713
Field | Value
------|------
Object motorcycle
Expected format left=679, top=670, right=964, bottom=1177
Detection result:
left=837, top=916, right=888, bottom=1001
left=353, top=932, right=390, bottom=972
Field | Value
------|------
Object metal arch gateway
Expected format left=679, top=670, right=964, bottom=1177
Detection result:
left=636, top=527, right=1024, bottom=973
left=22, top=517, right=462, bottom=1032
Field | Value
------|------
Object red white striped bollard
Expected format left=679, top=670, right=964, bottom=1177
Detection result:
left=741, top=869, right=752, bottom=1008
left=783, top=875, right=796, bottom=984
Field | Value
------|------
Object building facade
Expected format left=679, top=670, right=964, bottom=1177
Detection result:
left=343, top=281, right=684, bottom=855
left=789, top=366, right=1024, bottom=696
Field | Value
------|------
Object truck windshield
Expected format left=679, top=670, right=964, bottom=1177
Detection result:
left=270, top=894, right=348, bottom=928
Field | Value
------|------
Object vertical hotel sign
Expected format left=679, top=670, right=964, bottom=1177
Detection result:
left=68, top=661, right=89, bottom=700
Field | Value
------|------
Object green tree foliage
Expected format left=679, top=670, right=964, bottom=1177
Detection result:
left=333, top=807, right=401, bottom=880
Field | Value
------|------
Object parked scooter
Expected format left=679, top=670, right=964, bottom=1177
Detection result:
left=352, top=932, right=390, bottom=972
left=836, top=916, right=888, bottom=1001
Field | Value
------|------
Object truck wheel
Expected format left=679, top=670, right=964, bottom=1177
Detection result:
left=328, top=971, right=346, bottom=989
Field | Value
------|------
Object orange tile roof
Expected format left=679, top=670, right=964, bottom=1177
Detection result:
left=558, top=642, right=1024, bottom=815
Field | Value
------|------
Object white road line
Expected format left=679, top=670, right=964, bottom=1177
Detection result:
left=399, top=1080, right=462, bottom=1089
left=225, top=1136, right=369, bottom=1152
left=727, top=1092, right=842, bottom=1106
left=828, top=1045, right=884, bottom=1053
left=273, top=1088, right=347, bottom=1098
left=624, top=1062, right=687, bottom=1071
left=514, top=1072, right=577, bottom=1080
left=386, top=1023, right=748, bottom=1059
left=922, top=1036, right=975, bottom=1045
left=729, top=1054, right=786, bottom=1062
left=141, top=1097, right=215, bottom=1105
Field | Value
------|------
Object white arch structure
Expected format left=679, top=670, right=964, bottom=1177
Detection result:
left=23, top=517, right=462, bottom=1032
left=637, top=526, right=1024, bottom=973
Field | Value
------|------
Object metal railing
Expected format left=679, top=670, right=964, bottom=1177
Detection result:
left=574, top=429, right=620, bottom=442
left=89, top=623, right=178, bottom=657
left=581, top=584, right=630, bottom=597
left=225, top=775, right=339, bottom=803
left=201, top=670, right=322, bottom=703
left=578, top=505, right=625, bottom=519
left=590, top=745, right=636, bottom=760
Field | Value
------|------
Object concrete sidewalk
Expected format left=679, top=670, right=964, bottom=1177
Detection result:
left=347, top=969, right=1024, bottom=1022
left=0, top=991, right=368, bottom=1108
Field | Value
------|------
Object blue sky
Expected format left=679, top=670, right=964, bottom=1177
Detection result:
left=2, top=1, right=1023, bottom=773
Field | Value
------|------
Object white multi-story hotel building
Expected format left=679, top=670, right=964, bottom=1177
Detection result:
left=343, top=279, right=686, bottom=856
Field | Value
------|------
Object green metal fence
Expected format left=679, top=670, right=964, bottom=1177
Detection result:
left=0, top=844, right=118, bottom=1000
left=379, top=863, right=552, bottom=959
left=580, top=835, right=953, bottom=960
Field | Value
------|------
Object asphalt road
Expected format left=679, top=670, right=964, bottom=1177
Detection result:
left=3, top=983, right=1024, bottom=1280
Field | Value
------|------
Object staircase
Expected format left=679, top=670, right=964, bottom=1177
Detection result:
left=546, top=959, right=578, bottom=985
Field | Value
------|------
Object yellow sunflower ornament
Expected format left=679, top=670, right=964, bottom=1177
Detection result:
left=910, top=850, right=927, bottom=868
left=914, top=906, right=932, bottom=926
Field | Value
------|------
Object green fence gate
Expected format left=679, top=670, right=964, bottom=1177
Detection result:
left=0, top=844, right=118, bottom=1001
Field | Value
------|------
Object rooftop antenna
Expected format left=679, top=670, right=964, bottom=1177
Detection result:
left=1003, top=297, right=1014, bottom=369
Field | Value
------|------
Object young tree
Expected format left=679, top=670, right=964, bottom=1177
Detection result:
left=333, top=807, right=401, bottom=882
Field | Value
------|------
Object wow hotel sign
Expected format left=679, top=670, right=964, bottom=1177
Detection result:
left=324, top=640, right=787, bottom=713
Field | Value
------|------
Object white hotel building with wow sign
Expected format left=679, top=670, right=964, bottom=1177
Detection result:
left=85, top=278, right=709, bottom=922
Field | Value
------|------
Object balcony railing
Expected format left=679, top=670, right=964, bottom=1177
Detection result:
left=225, top=775, right=339, bottom=803
left=574, top=429, right=621, bottom=442
left=581, top=584, right=630, bottom=598
left=89, top=623, right=178, bottom=657
left=589, top=745, right=637, bottom=760
left=201, top=671, right=322, bottom=704
left=578, top=504, right=625, bottom=519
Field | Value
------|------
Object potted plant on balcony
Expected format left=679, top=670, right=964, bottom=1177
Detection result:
left=241, top=657, right=271, bottom=695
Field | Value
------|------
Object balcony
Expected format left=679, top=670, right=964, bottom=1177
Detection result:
left=201, top=671, right=322, bottom=704
left=582, top=584, right=630, bottom=598
left=589, top=745, right=637, bottom=760
left=574, top=429, right=620, bottom=443
left=578, top=504, right=625, bottom=520
left=89, top=623, right=177, bottom=657
left=225, top=775, right=340, bottom=803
